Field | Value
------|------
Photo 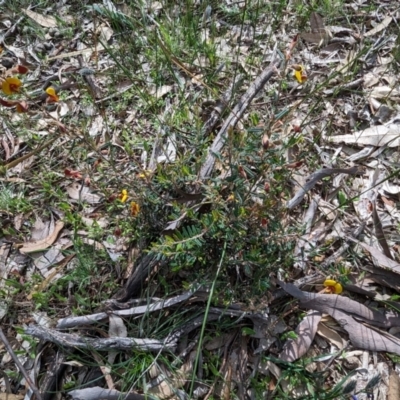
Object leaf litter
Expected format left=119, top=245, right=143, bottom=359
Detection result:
left=1, top=1, right=400, bottom=399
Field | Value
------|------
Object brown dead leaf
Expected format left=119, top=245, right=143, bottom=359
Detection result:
left=317, top=321, right=345, bottom=350
left=66, top=183, right=101, bottom=204
left=301, top=12, right=330, bottom=45
left=19, top=221, right=64, bottom=254
left=388, top=370, right=400, bottom=400
left=327, top=124, right=400, bottom=147
left=148, top=351, right=196, bottom=398
left=0, top=395, right=24, bottom=400
left=27, top=253, right=75, bottom=300
left=372, top=200, right=392, bottom=260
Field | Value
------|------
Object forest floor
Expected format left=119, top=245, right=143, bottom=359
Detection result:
left=1, top=1, right=400, bottom=399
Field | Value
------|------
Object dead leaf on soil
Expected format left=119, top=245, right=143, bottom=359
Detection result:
left=148, top=351, right=196, bottom=398
left=364, top=16, right=392, bottom=37
left=27, top=253, right=75, bottom=300
left=388, top=370, right=400, bottom=400
left=280, top=310, right=322, bottom=362
left=327, top=124, right=400, bottom=147
left=279, top=281, right=400, bottom=356
left=355, top=240, right=399, bottom=274
left=108, top=315, right=127, bottom=365
left=317, top=321, right=345, bottom=350
left=66, top=183, right=101, bottom=204
left=19, top=220, right=64, bottom=254
left=300, top=12, right=330, bottom=45
left=22, top=9, right=58, bottom=28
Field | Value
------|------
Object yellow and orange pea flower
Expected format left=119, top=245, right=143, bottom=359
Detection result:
left=292, top=64, right=307, bottom=84
left=1, top=77, right=22, bottom=95
left=323, top=279, right=343, bottom=294
left=119, top=189, right=128, bottom=203
left=45, top=87, right=59, bottom=103
left=130, top=201, right=140, bottom=217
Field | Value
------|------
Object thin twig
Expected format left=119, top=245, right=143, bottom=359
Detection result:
left=0, top=328, right=43, bottom=400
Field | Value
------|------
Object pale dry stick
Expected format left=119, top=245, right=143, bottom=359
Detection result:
left=201, top=73, right=245, bottom=137
left=25, top=325, right=176, bottom=352
left=0, top=328, right=43, bottom=400
left=199, top=58, right=282, bottom=179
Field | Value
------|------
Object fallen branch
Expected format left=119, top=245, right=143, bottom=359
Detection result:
left=57, top=285, right=201, bottom=329
left=0, top=328, right=42, bottom=400
left=25, top=325, right=176, bottom=352
left=287, top=166, right=359, bottom=210
left=68, top=387, right=157, bottom=400
left=199, top=58, right=281, bottom=179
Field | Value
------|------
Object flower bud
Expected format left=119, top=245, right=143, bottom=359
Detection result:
left=262, top=134, right=269, bottom=150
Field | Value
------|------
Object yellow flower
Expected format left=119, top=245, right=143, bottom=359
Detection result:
left=119, top=189, right=128, bottom=203
left=45, top=87, right=59, bottom=102
left=323, top=279, right=343, bottom=294
left=292, top=64, right=307, bottom=84
left=138, top=170, right=152, bottom=179
left=1, top=77, right=22, bottom=95
left=130, top=201, right=140, bottom=217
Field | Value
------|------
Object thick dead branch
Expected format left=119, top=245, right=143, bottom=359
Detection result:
left=58, top=285, right=201, bottom=329
left=25, top=325, right=176, bottom=352
left=199, top=59, right=281, bottom=179
left=287, top=166, right=359, bottom=209
left=201, top=74, right=244, bottom=137
left=68, top=387, right=157, bottom=400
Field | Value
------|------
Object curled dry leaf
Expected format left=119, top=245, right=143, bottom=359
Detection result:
left=278, top=281, right=400, bottom=356
left=19, top=220, right=64, bottom=254
left=317, top=321, right=345, bottom=350
left=66, top=183, right=101, bottom=204
left=280, top=310, right=322, bottom=362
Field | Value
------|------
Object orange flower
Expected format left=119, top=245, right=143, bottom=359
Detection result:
left=323, top=279, right=343, bottom=294
left=130, top=202, right=140, bottom=217
left=1, top=77, right=22, bottom=95
left=45, top=87, right=59, bottom=102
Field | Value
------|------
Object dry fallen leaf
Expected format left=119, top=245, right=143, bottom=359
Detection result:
left=66, top=183, right=101, bottom=204
left=279, top=281, right=400, bottom=356
left=22, top=9, right=58, bottom=27
left=364, top=16, right=392, bottom=37
left=317, top=321, right=345, bottom=350
left=327, top=124, right=400, bottom=147
left=388, top=370, right=400, bottom=400
left=19, top=221, right=64, bottom=254
left=280, top=310, right=322, bottom=362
